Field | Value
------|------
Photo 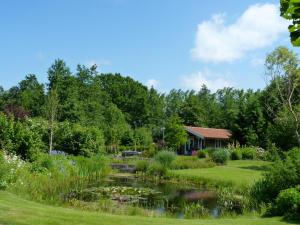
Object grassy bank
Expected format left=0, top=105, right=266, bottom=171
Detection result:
left=169, top=160, right=271, bottom=188
left=0, top=191, right=297, bottom=225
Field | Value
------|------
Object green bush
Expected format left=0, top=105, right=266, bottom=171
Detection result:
left=0, top=113, right=45, bottom=160
left=56, top=123, right=105, bottom=156
left=154, top=150, right=176, bottom=169
left=274, top=186, right=300, bottom=218
left=171, top=156, right=215, bottom=169
left=135, top=160, right=149, bottom=173
left=211, top=149, right=229, bottom=164
left=146, top=162, right=166, bottom=177
left=230, top=150, right=242, bottom=160
left=251, top=148, right=300, bottom=206
left=197, top=150, right=206, bottom=159
left=241, top=147, right=257, bottom=160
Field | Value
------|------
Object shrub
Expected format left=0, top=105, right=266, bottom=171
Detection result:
left=141, top=144, right=157, bottom=158
left=154, top=150, right=176, bottom=169
left=197, top=150, right=206, bottom=159
left=230, top=150, right=242, bottom=160
left=146, top=162, right=166, bottom=177
left=211, top=149, right=229, bottom=164
left=241, top=147, right=257, bottom=160
left=171, top=156, right=215, bottom=169
left=274, top=186, right=300, bottom=218
left=135, top=160, right=149, bottom=173
left=251, top=148, right=300, bottom=206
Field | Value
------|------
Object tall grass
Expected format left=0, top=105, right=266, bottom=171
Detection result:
left=9, top=154, right=110, bottom=205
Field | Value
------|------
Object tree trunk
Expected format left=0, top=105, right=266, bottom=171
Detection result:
left=296, top=130, right=300, bottom=147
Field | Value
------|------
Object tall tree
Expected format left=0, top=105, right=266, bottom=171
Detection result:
left=265, top=46, right=300, bottom=146
left=46, top=89, right=59, bottom=153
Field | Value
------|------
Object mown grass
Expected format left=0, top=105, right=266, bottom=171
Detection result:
left=0, top=191, right=297, bottom=225
left=169, top=160, right=271, bottom=188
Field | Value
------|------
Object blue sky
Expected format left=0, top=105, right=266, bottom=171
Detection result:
left=0, top=0, right=296, bottom=92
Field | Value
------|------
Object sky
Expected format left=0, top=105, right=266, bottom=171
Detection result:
left=0, top=0, right=297, bottom=93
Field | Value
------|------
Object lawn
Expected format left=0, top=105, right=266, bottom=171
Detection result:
left=0, top=191, right=297, bottom=225
left=169, top=160, right=271, bottom=187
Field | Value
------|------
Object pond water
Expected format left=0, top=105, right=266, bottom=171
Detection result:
left=86, top=175, right=220, bottom=218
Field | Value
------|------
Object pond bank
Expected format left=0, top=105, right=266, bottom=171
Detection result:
left=0, top=191, right=297, bottom=225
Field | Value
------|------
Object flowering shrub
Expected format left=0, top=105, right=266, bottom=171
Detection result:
left=0, top=150, right=25, bottom=189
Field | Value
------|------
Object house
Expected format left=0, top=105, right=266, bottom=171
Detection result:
left=182, top=126, right=232, bottom=155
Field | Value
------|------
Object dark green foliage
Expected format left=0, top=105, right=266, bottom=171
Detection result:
left=241, top=147, right=257, bottom=160
left=230, top=150, right=242, bottom=160
left=211, top=149, right=230, bottom=165
left=55, top=123, right=105, bottom=156
left=154, top=150, right=176, bottom=169
left=273, top=186, right=300, bottom=219
left=197, top=150, right=206, bottom=159
left=251, top=148, right=300, bottom=205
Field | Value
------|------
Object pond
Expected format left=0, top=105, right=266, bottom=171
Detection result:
left=106, top=175, right=219, bottom=218
left=67, top=174, right=221, bottom=218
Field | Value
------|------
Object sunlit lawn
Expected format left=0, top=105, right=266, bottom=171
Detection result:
left=170, top=160, right=271, bottom=187
left=0, top=191, right=296, bottom=225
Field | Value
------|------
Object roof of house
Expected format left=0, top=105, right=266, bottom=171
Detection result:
left=185, top=126, right=232, bottom=139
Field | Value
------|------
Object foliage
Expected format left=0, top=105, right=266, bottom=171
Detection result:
left=273, top=186, right=300, bottom=219
left=0, top=151, right=25, bottom=190
left=240, top=147, right=257, bottom=160
left=56, top=123, right=105, bottom=156
left=0, top=113, right=45, bottom=160
left=217, top=188, right=249, bottom=215
left=153, top=150, right=176, bottom=169
left=230, top=149, right=242, bottom=160
left=164, top=115, right=187, bottom=149
left=211, top=149, right=230, bottom=164
left=146, top=162, right=167, bottom=177
left=10, top=154, right=110, bottom=204
left=197, top=150, right=207, bottom=158
left=251, top=148, right=300, bottom=206
left=280, top=0, right=300, bottom=46
left=135, top=160, right=149, bottom=173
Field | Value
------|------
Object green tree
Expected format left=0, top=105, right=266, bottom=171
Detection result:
left=165, top=115, right=187, bottom=149
left=265, top=47, right=300, bottom=146
left=280, top=0, right=300, bottom=46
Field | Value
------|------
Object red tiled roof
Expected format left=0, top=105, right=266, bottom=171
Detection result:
left=185, top=126, right=232, bottom=139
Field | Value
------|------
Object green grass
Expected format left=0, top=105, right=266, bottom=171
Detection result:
left=169, top=160, right=271, bottom=188
left=0, top=191, right=297, bottom=225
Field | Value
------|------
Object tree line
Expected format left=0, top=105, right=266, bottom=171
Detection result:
left=0, top=46, right=299, bottom=159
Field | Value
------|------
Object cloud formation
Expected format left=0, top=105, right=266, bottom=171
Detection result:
left=191, top=3, right=288, bottom=63
left=181, top=69, right=232, bottom=92
left=146, top=79, right=160, bottom=89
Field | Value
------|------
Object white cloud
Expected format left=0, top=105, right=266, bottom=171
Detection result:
left=191, top=3, right=288, bottom=63
left=250, top=57, right=264, bottom=67
left=181, top=69, right=232, bottom=92
left=146, top=79, right=160, bottom=89
left=86, top=59, right=111, bottom=67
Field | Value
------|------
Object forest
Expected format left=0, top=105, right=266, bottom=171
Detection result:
left=0, top=46, right=299, bottom=160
